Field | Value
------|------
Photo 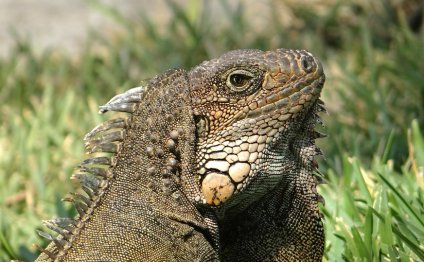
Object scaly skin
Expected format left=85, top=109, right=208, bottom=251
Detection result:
left=35, top=49, right=325, bottom=261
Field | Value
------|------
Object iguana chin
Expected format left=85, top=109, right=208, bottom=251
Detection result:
left=35, top=48, right=326, bottom=261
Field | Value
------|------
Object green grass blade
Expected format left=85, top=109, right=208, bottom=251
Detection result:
left=377, top=172, right=424, bottom=227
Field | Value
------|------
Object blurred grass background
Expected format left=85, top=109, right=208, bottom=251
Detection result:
left=0, top=0, right=423, bottom=261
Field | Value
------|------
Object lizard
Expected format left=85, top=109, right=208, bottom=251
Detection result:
left=34, top=48, right=326, bottom=261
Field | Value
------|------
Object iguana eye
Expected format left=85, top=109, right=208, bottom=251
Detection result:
left=226, top=70, right=254, bottom=92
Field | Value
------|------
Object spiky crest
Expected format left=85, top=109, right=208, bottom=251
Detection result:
left=37, top=86, right=145, bottom=258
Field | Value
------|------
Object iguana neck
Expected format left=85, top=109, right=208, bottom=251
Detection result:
left=218, top=102, right=326, bottom=261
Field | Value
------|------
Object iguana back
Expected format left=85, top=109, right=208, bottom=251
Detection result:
left=36, top=69, right=217, bottom=261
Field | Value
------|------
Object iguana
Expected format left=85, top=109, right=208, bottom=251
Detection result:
left=34, top=48, right=326, bottom=261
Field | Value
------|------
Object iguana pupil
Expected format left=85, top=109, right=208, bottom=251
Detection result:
left=228, top=72, right=251, bottom=88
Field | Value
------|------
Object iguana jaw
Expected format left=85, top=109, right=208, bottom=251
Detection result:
left=211, top=99, right=326, bottom=218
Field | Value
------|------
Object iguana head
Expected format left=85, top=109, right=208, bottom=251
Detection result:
left=188, top=49, right=325, bottom=210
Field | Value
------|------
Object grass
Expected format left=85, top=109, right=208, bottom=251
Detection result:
left=0, top=0, right=423, bottom=261
left=321, top=120, right=424, bottom=261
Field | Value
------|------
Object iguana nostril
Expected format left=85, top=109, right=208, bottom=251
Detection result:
left=301, top=56, right=315, bottom=73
